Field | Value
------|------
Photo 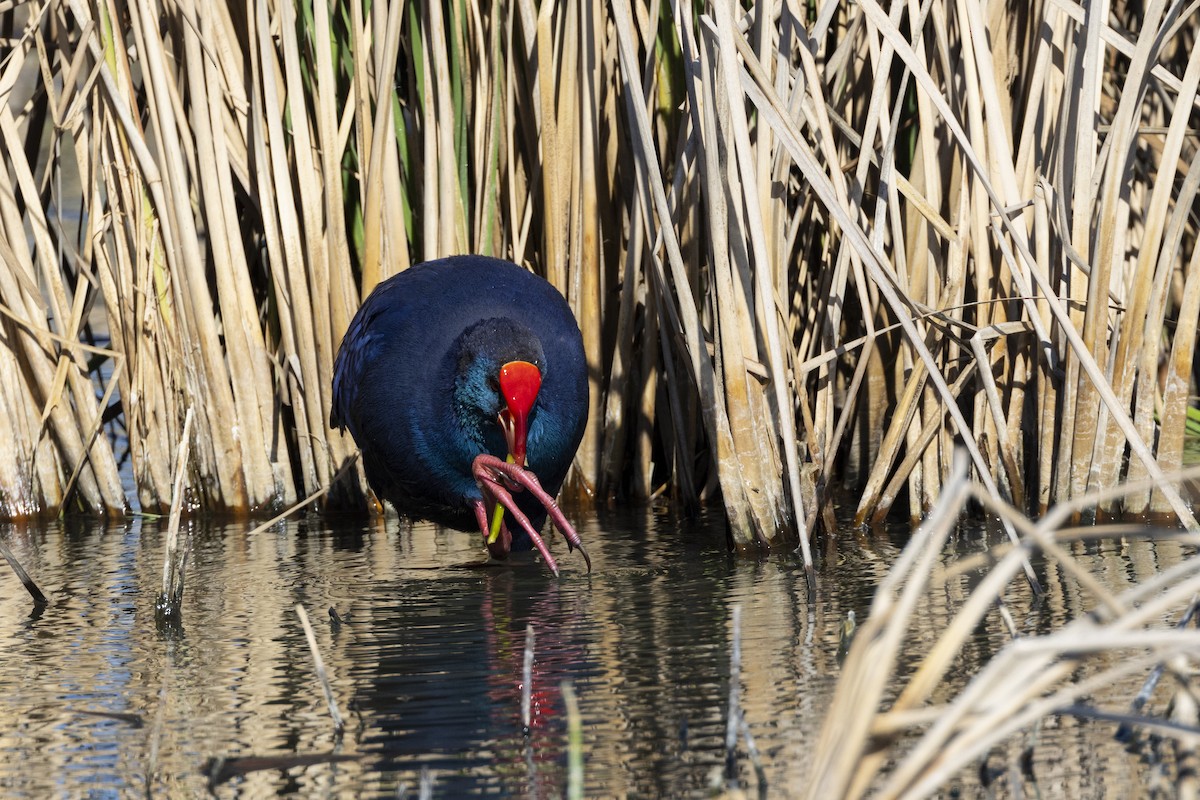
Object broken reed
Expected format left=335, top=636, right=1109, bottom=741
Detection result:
left=1, top=1, right=1197, bottom=548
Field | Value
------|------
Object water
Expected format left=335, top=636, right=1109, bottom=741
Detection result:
left=0, top=509, right=1175, bottom=797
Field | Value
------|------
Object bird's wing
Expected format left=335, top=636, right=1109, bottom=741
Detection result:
left=330, top=287, right=395, bottom=431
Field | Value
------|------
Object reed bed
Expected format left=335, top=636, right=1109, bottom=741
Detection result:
left=0, top=0, right=1198, bottom=551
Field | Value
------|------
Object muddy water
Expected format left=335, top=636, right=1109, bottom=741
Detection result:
left=0, top=509, right=1171, bottom=797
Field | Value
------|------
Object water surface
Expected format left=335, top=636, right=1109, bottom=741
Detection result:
left=0, top=509, right=1172, bottom=797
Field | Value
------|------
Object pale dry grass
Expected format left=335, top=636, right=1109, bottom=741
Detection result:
left=807, top=453, right=1200, bottom=798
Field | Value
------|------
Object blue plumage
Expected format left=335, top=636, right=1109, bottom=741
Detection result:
left=331, top=256, right=588, bottom=554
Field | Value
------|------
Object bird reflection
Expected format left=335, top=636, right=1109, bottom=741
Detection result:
left=354, top=567, right=592, bottom=797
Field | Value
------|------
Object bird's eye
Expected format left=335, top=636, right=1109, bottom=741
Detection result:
left=486, top=375, right=500, bottom=393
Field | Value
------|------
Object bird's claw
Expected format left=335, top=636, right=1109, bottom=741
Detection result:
left=471, top=454, right=589, bottom=575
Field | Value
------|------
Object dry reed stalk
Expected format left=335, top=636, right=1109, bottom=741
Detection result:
left=0, top=532, right=48, bottom=605
left=573, top=2, right=605, bottom=496
left=244, top=452, right=361, bottom=536
left=599, top=209, right=643, bottom=496
left=1159, top=229, right=1200, bottom=486
left=355, top=0, right=409, bottom=294
left=1090, top=0, right=1186, bottom=506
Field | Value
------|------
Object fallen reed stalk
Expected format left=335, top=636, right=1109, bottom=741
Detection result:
left=295, top=603, right=345, bottom=736
left=1116, top=595, right=1200, bottom=743
left=0, top=534, right=47, bottom=606
left=245, top=453, right=360, bottom=538
left=809, top=453, right=1200, bottom=798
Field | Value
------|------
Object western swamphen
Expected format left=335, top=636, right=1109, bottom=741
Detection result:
left=330, top=256, right=590, bottom=574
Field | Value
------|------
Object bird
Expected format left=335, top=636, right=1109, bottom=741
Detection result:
left=330, top=255, right=590, bottom=575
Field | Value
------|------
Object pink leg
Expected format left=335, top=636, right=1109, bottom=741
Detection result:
left=473, top=478, right=560, bottom=576
left=471, top=454, right=591, bottom=573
